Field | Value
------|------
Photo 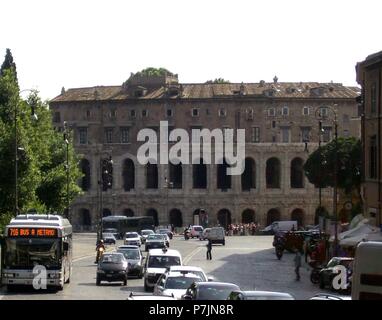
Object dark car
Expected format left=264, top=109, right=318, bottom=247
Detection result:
left=117, top=245, right=144, bottom=278
left=102, top=233, right=117, bottom=245
left=96, top=252, right=128, bottom=286
left=145, top=234, right=167, bottom=251
left=319, top=257, right=354, bottom=291
left=181, top=282, right=240, bottom=300
left=157, top=228, right=173, bottom=240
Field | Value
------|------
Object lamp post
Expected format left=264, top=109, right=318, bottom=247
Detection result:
left=316, top=105, right=339, bottom=256
left=14, top=89, right=38, bottom=216
left=98, top=154, right=113, bottom=242
left=63, top=121, right=70, bottom=220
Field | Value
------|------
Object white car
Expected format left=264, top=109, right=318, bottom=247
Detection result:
left=166, top=266, right=213, bottom=282
left=140, top=229, right=155, bottom=244
left=143, top=247, right=182, bottom=291
left=154, top=271, right=203, bottom=299
left=124, top=232, right=142, bottom=246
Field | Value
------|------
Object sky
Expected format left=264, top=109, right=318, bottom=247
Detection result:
left=1, top=0, right=381, bottom=101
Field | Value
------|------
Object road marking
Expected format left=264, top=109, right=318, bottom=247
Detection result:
left=73, top=248, right=115, bottom=263
left=183, top=246, right=203, bottom=265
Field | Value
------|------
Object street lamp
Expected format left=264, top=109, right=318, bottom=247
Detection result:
left=63, top=121, right=70, bottom=221
left=14, top=89, right=38, bottom=216
left=316, top=105, right=339, bottom=256
left=98, top=154, right=113, bottom=242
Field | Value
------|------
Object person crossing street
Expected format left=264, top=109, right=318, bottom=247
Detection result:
left=206, top=239, right=212, bottom=260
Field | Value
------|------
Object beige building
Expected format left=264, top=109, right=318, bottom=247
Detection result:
left=50, top=72, right=360, bottom=231
left=357, top=51, right=382, bottom=227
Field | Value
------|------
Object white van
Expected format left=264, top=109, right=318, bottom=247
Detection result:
left=261, top=221, right=297, bottom=234
left=207, top=227, right=225, bottom=245
left=351, top=241, right=382, bottom=300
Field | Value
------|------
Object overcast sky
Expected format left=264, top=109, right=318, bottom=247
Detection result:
left=1, top=0, right=381, bottom=100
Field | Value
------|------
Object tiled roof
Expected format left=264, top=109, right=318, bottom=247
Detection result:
left=50, top=82, right=360, bottom=103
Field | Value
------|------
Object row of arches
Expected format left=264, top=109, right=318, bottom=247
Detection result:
left=79, top=157, right=306, bottom=191
left=77, top=207, right=308, bottom=230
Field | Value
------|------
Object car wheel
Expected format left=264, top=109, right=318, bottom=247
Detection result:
left=145, top=247, right=148, bottom=252
left=222, top=240, right=226, bottom=246
left=319, top=276, right=325, bottom=289
left=96, top=277, right=101, bottom=286
left=123, top=278, right=127, bottom=286
left=144, top=282, right=149, bottom=292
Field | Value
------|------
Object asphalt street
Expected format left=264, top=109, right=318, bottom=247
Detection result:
left=0, top=234, right=336, bottom=300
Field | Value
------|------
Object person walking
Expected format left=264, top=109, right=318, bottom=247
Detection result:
left=294, top=249, right=302, bottom=281
left=206, top=239, right=212, bottom=260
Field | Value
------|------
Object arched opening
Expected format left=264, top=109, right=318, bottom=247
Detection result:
left=242, top=209, right=255, bottom=223
left=169, top=162, right=182, bottom=189
left=193, top=209, right=208, bottom=227
left=102, top=208, right=112, bottom=217
left=193, top=209, right=200, bottom=225
left=217, top=158, right=231, bottom=190
left=123, top=209, right=134, bottom=217
left=291, top=208, right=305, bottom=228
left=80, top=159, right=91, bottom=191
left=267, top=208, right=281, bottom=226
left=80, top=209, right=91, bottom=229
left=291, top=158, right=304, bottom=188
left=123, top=159, right=135, bottom=191
left=266, top=157, right=281, bottom=189
left=146, top=208, right=159, bottom=226
left=146, top=163, right=158, bottom=189
left=169, top=209, right=183, bottom=227
left=217, top=209, right=231, bottom=229
left=241, top=158, right=256, bottom=191
left=193, top=158, right=207, bottom=189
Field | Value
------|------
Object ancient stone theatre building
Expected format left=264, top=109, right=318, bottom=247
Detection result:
left=50, top=71, right=360, bottom=231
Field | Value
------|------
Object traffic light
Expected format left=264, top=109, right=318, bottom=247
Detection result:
left=101, top=156, right=113, bottom=191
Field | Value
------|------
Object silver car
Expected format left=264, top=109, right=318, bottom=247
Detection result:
left=117, top=245, right=144, bottom=278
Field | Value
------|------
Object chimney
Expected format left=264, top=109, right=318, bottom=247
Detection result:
left=273, top=76, right=278, bottom=84
left=61, top=87, right=66, bottom=95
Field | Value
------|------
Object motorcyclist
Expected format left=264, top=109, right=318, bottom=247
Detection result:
left=184, top=227, right=190, bottom=240
left=95, top=239, right=105, bottom=263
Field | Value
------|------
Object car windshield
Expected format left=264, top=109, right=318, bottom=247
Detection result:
left=126, top=233, right=138, bottom=238
left=104, top=229, right=117, bottom=233
left=246, top=295, right=293, bottom=300
left=159, top=235, right=167, bottom=240
left=103, top=233, right=113, bottom=238
left=101, top=254, right=124, bottom=264
left=327, top=258, right=341, bottom=268
left=148, top=256, right=181, bottom=268
left=159, top=230, right=169, bottom=233
left=118, top=250, right=140, bottom=260
left=194, top=227, right=203, bottom=231
left=142, top=230, right=154, bottom=236
left=147, top=235, right=163, bottom=240
left=198, top=285, right=239, bottom=300
left=4, top=238, right=60, bottom=270
left=165, top=276, right=201, bottom=289
left=171, top=270, right=206, bottom=281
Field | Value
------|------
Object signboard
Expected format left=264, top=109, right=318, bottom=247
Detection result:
left=7, top=228, right=58, bottom=238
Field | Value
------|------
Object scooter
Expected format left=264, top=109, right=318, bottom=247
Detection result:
left=95, top=246, right=105, bottom=263
left=275, top=245, right=284, bottom=260
left=309, top=261, right=323, bottom=284
left=184, top=230, right=190, bottom=240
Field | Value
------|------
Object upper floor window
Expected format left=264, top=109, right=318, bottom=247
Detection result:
left=130, top=109, right=136, bottom=118
left=246, top=108, right=254, bottom=120
left=319, top=107, right=328, bottom=118
left=302, top=106, right=310, bottom=116
left=78, top=127, right=88, bottom=145
left=371, top=83, right=377, bottom=114
left=105, top=128, right=114, bottom=144
left=251, top=127, right=260, bottom=143
left=166, top=109, right=173, bottom=117
left=120, top=127, right=129, bottom=143
left=322, top=126, right=332, bottom=142
left=343, top=129, right=350, bottom=137
left=272, top=120, right=276, bottom=129
left=369, top=135, right=377, bottom=179
left=192, top=108, right=199, bottom=117
left=109, top=109, right=117, bottom=119
left=268, top=108, right=276, bottom=117
left=53, top=112, right=61, bottom=123
left=142, top=109, right=148, bottom=117
left=282, top=106, right=289, bottom=116
left=301, top=127, right=310, bottom=142
left=219, top=108, right=227, bottom=117
left=281, top=127, right=290, bottom=143
left=86, top=110, right=91, bottom=119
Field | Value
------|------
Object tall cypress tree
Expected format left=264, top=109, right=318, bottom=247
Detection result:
left=0, top=48, right=18, bottom=83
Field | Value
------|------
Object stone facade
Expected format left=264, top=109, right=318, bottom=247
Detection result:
left=50, top=73, right=360, bottom=231
left=357, top=51, right=382, bottom=226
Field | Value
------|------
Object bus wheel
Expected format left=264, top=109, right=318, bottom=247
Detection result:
left=65, top=276, right=70, bottom=284
left=6, top=285, right=15, bottom=292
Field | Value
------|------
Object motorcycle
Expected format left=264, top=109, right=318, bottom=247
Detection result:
left=309, top=261, right=323, bottom=284
left=184, top=229, right=190, bottom=240
left=275, top=245, right=284, bottom=260
left=95, top=246, right=105, bottom=264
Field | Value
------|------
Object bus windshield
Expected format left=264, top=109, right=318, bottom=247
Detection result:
left=4, top=238, right=60, bottom=270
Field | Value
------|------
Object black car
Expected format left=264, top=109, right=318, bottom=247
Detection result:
left=145, top=234, right=167, bottom=251
left=96, top=253, right=128, bottom=286
left=181, top=282, right=240, bottom=300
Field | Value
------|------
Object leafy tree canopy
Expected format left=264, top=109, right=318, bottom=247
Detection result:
left=136, top=67, right=174, bottom=77
left=0, top=48, right=18, bottom=83
left=303, top=137, right=362, bottom=194
left=205, top=78, right=230, bottom=84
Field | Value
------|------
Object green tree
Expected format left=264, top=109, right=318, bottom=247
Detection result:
left=0, top=48, right=18, bottom=83
left=0, top=52, right=82, bottom=231
left=136, top=67, right=173, bottom=77
left=205, top=78, right=230, bottom=84
left=303, top=137, right=362, bottom=194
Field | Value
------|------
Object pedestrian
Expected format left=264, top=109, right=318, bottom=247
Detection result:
left=294, top=249, right=302, bottom=281
left=206, top=239, right=212, bottom=260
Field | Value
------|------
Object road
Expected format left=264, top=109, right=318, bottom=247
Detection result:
left=0, top=234, right=336, bottom=300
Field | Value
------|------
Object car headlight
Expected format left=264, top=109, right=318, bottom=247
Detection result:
left=97, top=270, right=105, bottom=274
left=119, top=270, right=126, bottom=274
left=3, top=273, right=14, bottom=278
left=48, top=273, right=61, bottom=279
